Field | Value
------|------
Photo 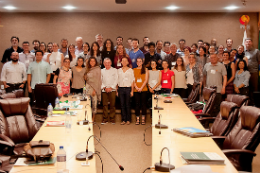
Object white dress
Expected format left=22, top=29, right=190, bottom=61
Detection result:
left=49, top=51, right=62, bottom=72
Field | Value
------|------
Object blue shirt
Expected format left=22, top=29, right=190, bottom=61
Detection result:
left=27, top=61, right=52, bottom=89
left=129, top=49, right=144, bottom=68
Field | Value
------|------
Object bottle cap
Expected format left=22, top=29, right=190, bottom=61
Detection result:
left=59, top=146, right=63, bottom=149
left=49, top=103, right=51, bottom=105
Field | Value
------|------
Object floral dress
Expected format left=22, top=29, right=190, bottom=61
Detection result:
left=56, top=67, right=72, bottom=96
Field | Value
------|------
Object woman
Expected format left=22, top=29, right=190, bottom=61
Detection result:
left=161, top=60, right=174, bottom=94
left=223, top=51, right=235, bottom=97
left=66, top=44, right=77, bottom=67
left=172, top=57, right=187, bottom=98
left=101, top=39, right=116, bottom=68
left=86, top=42, right=102, bottom=66
left=148, top=60, right=161, bottom=94
left=191, top=43, right=199, bottom=56
left=47, top=43, right=64, bottom=83
left=186, top=53, right=203, bottom=96
left=234, top=60, right=251, bottom=96
left=134, top=57, right=149, bottom=125
left=84, top=57, right=102, bottom=122
left=204, top=42, right=210, bottom=56
left=71, top=56, right=86, bottom=94
left=182, top=46, right=191, bottom=66
left=235, top=45, right=248, bottom=68
left=117, top=57, right=134, bottom=125
left=217, top=45, right=224, bottom=62
left=39, top=42, right=49, bottom=62
left=197, top=46, right=208, bottom=68
left=47, top=42, right=53, bottom=53
left=53, top=58, right=72, bottom=96
left=114, top=44, right=132, bottom=69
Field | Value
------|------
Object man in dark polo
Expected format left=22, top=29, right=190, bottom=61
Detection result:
left=1, top=36, right=23, bottom=64
left=203, top=53, right=227, bottom=117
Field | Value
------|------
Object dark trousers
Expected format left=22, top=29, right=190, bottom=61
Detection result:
left=174, top=88, right=187, bottom=98
left=249, top=72, right=259, bottom=105
left=29, top=89, right=35, bottom=105
left=118, top=87, right=131, bottom=122
left=102, top=91, right=116, bottom=121
left=211, top=93, right=222, bottom=117
left=239, top=87, right=249, bottom=96
left=186, top=84, right=193, bottom=98
left=5, top=83, right=23, bottom=93
left=71, top=88, right=83, bottom=94
left=161, top=88, right=171, bottom=94
left=134, top=92, right=147, bottom=117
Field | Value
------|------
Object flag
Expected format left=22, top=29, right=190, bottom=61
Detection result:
left=242, top=29, right=247, bottom=47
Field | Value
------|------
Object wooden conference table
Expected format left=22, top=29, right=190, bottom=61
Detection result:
left=151, top=95, right=238, bottom=173
left=10, top=96, right=97, bottom=173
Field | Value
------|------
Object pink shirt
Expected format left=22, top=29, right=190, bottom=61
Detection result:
left=161, top=69, right=174, bottom=89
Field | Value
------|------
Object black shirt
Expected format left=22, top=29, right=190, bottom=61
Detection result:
left=144, top=52, right=162, bottom=70
left=101, top=50, right=116, bottom=68
left=1, top=46, right=23, bottom=63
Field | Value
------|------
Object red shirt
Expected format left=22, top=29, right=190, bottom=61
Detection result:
left=161, top=69, right=174, bottom=89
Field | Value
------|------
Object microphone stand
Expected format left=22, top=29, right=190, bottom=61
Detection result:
left=76, top=135, right=124, bottom=171
left=155, top=114, right=168, bottom=132
left=77, top=104, right=90, bottom=125
left=154, top=147, right=175, bottom=172
left=154, top=97, right=163, bottom=110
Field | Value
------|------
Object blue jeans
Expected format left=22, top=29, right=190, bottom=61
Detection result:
left=118, top=87, right=131, bottom=122
left=161, top=88, right=171, bottom=94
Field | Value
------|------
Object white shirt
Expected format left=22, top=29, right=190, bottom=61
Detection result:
left=65, top=55, right=77, bottom=68
left=1, top=61, right=27, bottom=84
left=101, top=67, right=118, bottom=92
left=19, top=52, right=35, bottom=70
left=75, top=46, right=83, bottom=56
left=42, top=52, right=49, bottom=62
left=49, top=51, right=62, bottom=72
left=117, top=68, right=134, bottom=87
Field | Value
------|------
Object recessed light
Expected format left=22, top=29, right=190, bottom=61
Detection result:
left=63, top=5, right=76, bottom=10
left=224, top=5, right=239, bottom=10
left=165, top=5, right=179, bottom=10
left=3, top=6, right=16, bottom=10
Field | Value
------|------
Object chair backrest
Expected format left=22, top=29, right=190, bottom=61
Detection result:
left=0, top=89, right=24, bottom=99
left=210, top=101, right=239, bottom=136
left=0, top=98, right=38, bottom=144
left=187, top=83, right=200, bottom=103
left=223, top=106, right=260, bottom=152
left=34, top=84, right=59, bottom=115
left=202, top=87, right=217, bottom=114
left=226, top=94, right=249, bottom=107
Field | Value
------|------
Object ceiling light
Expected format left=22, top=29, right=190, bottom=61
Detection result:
left=165, top=5, right=179, bottom=10
left=63, top=5, right=76, bottom=10
left=3, top=6, right=16, bottom=10
left=224, top=5, right=239, bottom=10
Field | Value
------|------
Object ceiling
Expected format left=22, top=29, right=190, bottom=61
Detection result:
left=0, top=0, right=260, bottom=12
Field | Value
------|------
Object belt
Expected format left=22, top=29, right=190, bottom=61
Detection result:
left=7, top=83, right=22, bottom=86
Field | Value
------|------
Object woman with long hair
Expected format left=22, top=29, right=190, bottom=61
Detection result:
left=84, top=57, right=102, bottom=122
left=66, top=44, right=77, bottom=67
left=197, top=46, right=208, bottom=68
left=217, top=45, right=224, bottom=62
left=182, top=46, right=191, bottom=66
left=133, top=57, right=149, bottom=125
left=101, top=39, right=116, bottom=68
left=71, top=56, right=86, bottom=94
left=222, top=51, right=235, bottom=97
left=172, top=57, right=187, bottom=98
left=114, top=44, right=132, bottom=69
left=86, top=42, right=102, bottom=66
left=39, top=42, right=49, bottom=62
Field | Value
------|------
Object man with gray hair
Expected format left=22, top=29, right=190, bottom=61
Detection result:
left=95, top=34, right=103, bottom=51
left=75, top=37, right=83, bottom=56
left=165, top=43, right=180, bottom=68
left=101, top=58, right=118, bottom=125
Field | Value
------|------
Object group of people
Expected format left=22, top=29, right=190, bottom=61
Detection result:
left=1, top=35, right=260, bottom=124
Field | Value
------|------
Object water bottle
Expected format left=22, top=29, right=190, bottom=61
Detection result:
left=47, top=103, right=53, bottom=117
left=57, top=146, right=66, bottom=173
left=65, top=110, right=72, bottom=133
left=83, top=85, right=86, bottom=98
left=55, top=97, right=60, bottom=109
left=1, top=85, right=5, bottom=95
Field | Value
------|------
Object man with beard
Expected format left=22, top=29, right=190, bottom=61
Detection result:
left=129, top=38, right=144, bottom=68
left=30, top=39, right=40, bottom=53
left=155, top=40, right=166, bottom=60
left=59, top=38, right=68, bottom=56
left=177, top=39, right=186, bottom=56
left=1, top=36, right=23, bottom=63
left=1, top=52, right=27, bottom=93
left=140, top=36, right=150, bottom=54
left=144, top=42, right=162, bottom=69
left=224, top=38, right=233, bottom=52
left=95, top=34, right=103, bottom=51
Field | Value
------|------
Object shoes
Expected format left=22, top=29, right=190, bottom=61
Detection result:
left=126, top=121, right=130, bottom=125
left=111, top=119, right=115, bottom=125
left=101, top=120, right=108, bottom=125
left=135, top=117, right=140, bottom=125
left=121, top=121, right=126, bottom=125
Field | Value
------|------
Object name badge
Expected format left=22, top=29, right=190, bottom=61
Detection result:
left=25, top=59, right=30, bottom=64
left=117, top=62, right=121, bottom=67
left=137, top=78, right=142, bottom=83
left=172, top=62, right=176, bottom=66
left=124, top=78, right=128, bottom=81
left=163, top=80, right=168, bottom=84
left=211, top=70, right=216, bottom=74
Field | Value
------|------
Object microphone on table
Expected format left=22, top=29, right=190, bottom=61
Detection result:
left=154, top=97, right=164, bottom=110
left=154, top=147, right=175, bottom=172
left=76, top=135, right=124, bottom=171
left=77, top=104, right=90, bottom=125
left=155, top=114, right=168, bottom=134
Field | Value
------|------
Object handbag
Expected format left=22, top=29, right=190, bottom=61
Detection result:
left=23, top=140, right=55, bottom=162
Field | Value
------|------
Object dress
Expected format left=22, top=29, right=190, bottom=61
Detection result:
left=55, top=67, right=72, bottom=96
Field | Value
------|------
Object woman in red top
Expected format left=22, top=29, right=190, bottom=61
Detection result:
left=161, top=60, right=175, bottom=94
left=114, top=44, right=132, bottom=69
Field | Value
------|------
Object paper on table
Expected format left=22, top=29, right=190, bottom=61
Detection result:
left=170, top=165, right=216, bottom=173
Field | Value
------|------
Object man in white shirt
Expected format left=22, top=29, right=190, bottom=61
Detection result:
left=155, top=40, right=167, bottom=60
left=75, top=37, right=83, bottom=56
left=95, top=34, right=103, bottom=51
left=1, top=52, right=27, bottom=93
left=19, top=41, right=35, bottom=71
left=101, top=58, right=118, bottom=124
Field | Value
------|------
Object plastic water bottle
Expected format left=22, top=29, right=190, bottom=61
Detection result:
left=1, top=85, right=5, bottom=95
left=47, top=103, right=53, bottom=117
left=55, top=97, right=60, bottom=109
left=57, top=146, right=66, bottom=173
left=65, top=110, right=72, bottom=133
left=83, top=85, right=86, bottom=98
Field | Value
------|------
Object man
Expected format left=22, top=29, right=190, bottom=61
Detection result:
left=165, top=43, right=180, bottom=68
left=27, top=50, right=52, bottom=104
left=129, top=38, right=144, bottom=68
left=101, top=58, right=118, bottom=125
left=197, top=40, right=204, bottom=54
left=1, top=52, right=27, bottom=93
left=155, top=40, right=167, bottom=60
left=177, top=39, right=186, bottom=56
left=59, top=38, right=68, bottom=56
left=75, top=37, right=83, bottom=56
left=245, top=38, right=260, bottom=104
left=230, top=49, right=237, bottom=63
left=126, top=38, right=133, bottom=55
left=114, top=36, right=123, bottom=50
left=211, top=38, right=217, bottom=47
left=163, top=41, right=171, bottom=54
left=140, top=37, right=150, bottom=54
left=30, top=40, right=40, bottom=53
left=225, top=38, right=233, bottom=52
left=47, top=42, right=53, bottom=53
left=203, top=53, right=227, bottom=117
left=1, top=36, right=23, bottom=63
left=209, top=46, right=216, bottom=54
left=95, top=34, right=103, bottom=51
left=144, top=42, right=162, bottom=69
left=19, top=41, right=35, bottom=71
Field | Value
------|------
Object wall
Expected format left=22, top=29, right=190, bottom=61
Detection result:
left=0, top=12, right=259, bottom=59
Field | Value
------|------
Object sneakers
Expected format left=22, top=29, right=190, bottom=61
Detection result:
left=101, top=120, right=108, bottom=125
left=111, top=120, right=115, bottom=125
